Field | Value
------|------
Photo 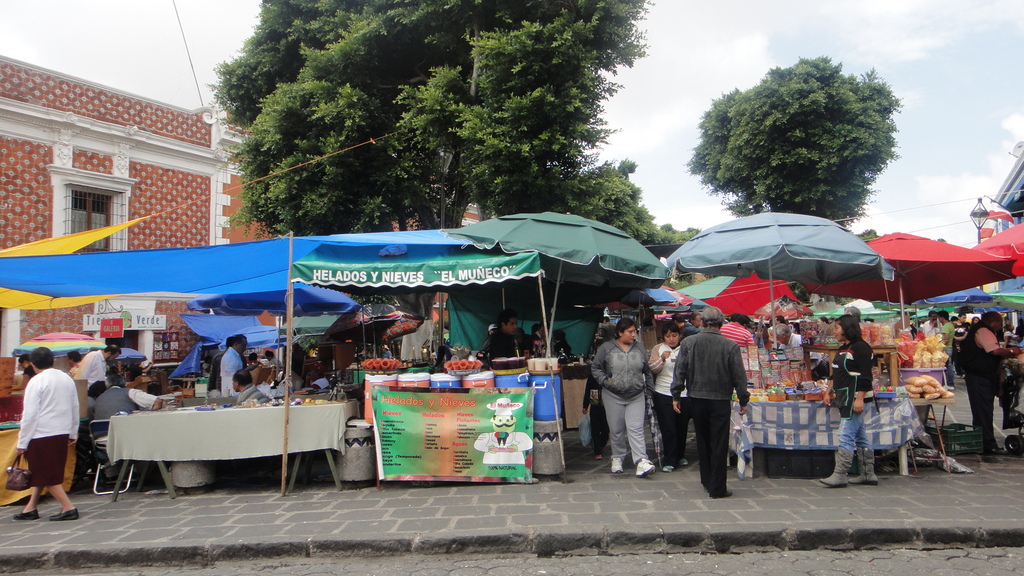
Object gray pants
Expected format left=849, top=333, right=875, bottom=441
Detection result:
left=604, top=389, right=648, bottom=464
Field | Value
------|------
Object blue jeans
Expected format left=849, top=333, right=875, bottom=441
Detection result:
left=838, top=408, right=869, bottom=452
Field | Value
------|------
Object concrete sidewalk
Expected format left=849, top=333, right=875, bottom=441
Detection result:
left=3, top=392, right=1024, bottom=573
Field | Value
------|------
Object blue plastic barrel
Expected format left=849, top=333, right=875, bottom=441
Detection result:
left=495, top=371, right=530, bottom=388
left=529, top=374, right=562, bottom=421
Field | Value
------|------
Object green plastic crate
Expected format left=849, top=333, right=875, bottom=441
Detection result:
left=925, top=423, right=983, bottom=455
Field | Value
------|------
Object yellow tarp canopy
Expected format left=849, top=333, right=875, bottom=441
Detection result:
left=0, top=217, right=149, bottom=309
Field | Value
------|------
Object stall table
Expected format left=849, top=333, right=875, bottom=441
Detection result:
left=732, top=398, right=924, bottom=478
left=803, top=344, right=900, bottom=386
left=910, top=397, right=958, bottom=469
left=107, top=401, right=359, bottom=499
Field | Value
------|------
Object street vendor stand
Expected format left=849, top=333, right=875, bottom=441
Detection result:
left=106, top=401, right=359, bottom=499
left=732, top=397, right=924, bottom=478
left=802, top=343, right=901, bottom=387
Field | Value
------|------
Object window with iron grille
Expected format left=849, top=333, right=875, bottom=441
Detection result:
left=68, top=189, right=123, bottom=252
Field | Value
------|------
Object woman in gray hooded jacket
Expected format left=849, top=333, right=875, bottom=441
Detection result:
left=590, top=318, right=655, bottom=477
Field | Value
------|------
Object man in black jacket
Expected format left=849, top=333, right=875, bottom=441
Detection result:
left=672, top=306, right=749, bottom=498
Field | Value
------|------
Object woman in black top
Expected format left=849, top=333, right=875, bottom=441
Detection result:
left=820, top=314, right=876, bottom=488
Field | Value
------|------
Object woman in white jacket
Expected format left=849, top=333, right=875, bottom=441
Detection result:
left=649, top=323, right=689, bottom=471
left=13, top=347, right=80, bottom=521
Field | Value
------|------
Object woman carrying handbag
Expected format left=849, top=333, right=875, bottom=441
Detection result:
left=13, top=347, right=80, bottom=521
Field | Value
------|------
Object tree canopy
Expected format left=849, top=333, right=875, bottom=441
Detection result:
left=217, top=0, right=671, bottom=241
left=688, top=57, right=901, bottom=223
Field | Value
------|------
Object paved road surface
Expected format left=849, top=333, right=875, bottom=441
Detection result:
left=17, top=548, right=1024, bottom=576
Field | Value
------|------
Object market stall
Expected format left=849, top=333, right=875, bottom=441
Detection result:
left=294, top=219, right=670, bottom=483
left=732, top=398, right=924, bottom=478
left=106, top=401, right=359, bottom=499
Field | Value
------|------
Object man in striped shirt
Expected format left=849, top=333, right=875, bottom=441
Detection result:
left=719, top=313, right=755, bottom=347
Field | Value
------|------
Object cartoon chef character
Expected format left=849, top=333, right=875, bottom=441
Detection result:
left=473, top=397, right=533, bottom=465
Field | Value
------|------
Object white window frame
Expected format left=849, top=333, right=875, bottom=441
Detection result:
left=47, top=165, right=135, bottom=251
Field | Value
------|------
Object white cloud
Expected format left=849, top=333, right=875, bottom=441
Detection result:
left=1003, top=114, right=1024, bottom=144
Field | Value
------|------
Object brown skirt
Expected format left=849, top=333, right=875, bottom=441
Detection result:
left=25, top=434, right=70, bottom=487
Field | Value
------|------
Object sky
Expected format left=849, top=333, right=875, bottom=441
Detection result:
left=2, top=0, right=1023, bottom=249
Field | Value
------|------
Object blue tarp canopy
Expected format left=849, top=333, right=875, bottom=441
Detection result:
left=169, top=316, right=283, bottom=377
left=188, top=283, right=360, bottom=317
left=0, top=231, right=474, bottom=298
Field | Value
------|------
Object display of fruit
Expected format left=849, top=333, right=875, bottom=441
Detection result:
left=361, top=358, right=403, bottom=372
left=444, top=359, right=483, bottom=372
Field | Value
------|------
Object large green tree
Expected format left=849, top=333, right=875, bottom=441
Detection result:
left=217, top=0, right=663, bottom=240
left=688, top=57, right=901, bottom=222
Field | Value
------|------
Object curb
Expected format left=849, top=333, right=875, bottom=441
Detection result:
left=5, top=523, right=1024, bottom=573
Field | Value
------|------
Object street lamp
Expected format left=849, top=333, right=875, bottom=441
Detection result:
left=970, top=197, right=988, bottom=242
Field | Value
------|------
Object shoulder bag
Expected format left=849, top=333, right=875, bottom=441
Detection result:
left=6, top=454, right=31, bottom=491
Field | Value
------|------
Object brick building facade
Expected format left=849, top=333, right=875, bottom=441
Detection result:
left=0, top=56, right=244, bottom=361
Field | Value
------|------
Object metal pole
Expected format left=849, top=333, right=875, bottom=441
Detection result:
left=545, top=262, right=563, bottom=358
left=281, top=233, right=295, bottom=496
left=536, top=275, right=567, bottom=482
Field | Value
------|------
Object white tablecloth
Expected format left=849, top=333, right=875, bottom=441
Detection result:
left=107, top=402, right=359, bottom=462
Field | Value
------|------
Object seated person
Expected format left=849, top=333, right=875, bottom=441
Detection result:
left=308, top=370, right=331, bottom=391
left=233, top=369, right=269, bottom=404
left=93, top=379, right=164, bottom=421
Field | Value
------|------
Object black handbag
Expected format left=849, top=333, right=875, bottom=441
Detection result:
left=6, top=454, right=32, bottom=491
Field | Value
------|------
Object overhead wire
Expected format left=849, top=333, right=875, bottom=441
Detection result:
left=171, top=0, right=204, bottom=108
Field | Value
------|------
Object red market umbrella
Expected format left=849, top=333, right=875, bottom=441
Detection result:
left=679, top=274, right=798, bottom=316
left=974, top=222, right=1024, bottom=276
left=806, top=233, right=1016, bottom=305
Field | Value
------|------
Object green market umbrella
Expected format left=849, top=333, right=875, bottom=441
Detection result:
left=445, top=212, right=668, bottom=290
left=816, top=306, right=897, bottom=319
left=446, top=211, right=669, bottom=356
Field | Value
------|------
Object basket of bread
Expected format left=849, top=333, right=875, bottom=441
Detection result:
left=902, top=374, right=953, bottom=400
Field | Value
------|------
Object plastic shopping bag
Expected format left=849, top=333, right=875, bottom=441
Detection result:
left=579, top=413, right=592, bottom=447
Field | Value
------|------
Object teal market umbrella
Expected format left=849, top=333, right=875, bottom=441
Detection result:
left=669, top=213, right=893, bottom=285
left=668, top=212, right=893, bottom=321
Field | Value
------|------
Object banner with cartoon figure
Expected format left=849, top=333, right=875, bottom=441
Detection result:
left=372, top=387, right=534, bottom=483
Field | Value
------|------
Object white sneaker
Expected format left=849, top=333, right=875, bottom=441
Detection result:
left=636, top=459, right=655, bottom=477
left=610, top=457, right=623, bottom=474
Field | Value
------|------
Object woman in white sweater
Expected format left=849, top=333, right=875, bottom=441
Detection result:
left=13, top=347, right=80, bottom=521
left=648, top=323, right=690, bottom=471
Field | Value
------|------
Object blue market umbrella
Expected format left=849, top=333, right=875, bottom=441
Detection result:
left=915, top=287, right=993, bottom=306
left=188, top=283, right=360, bottom=317
left=116, top=348, right=148, bottom=364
